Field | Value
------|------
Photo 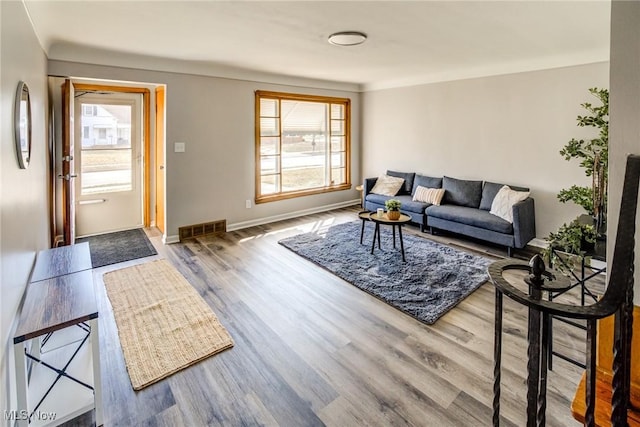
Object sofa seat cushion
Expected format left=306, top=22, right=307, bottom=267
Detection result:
left=399, top=197, right=431, bottom=214
left=426, top=205, right=514, bottom=234
left=365, top=193, right=391, bottom=205
left=365, top=194, right=429, bottom=214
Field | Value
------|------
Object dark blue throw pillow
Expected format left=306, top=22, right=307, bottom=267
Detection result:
left=442, top=176, right=483, bottom=208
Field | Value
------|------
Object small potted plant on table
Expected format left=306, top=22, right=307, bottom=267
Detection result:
left=385, top=199, right=402, bottom=220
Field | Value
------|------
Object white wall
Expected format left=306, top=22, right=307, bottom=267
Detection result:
left=0, top=1, right=50, bottom=421
left=609, top=1, right=640, bottom=305
left=362, top=62, right=609, bottom=238
left=48, top=61, right=362, bottom=242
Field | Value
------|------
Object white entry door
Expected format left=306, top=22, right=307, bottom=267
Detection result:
left=74, top=92, right=143, bottom=237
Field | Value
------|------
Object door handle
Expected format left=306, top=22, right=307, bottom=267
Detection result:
left=57, top=174, right=78, bottom=181
left=78, top=199, right=106, bottom=205
left=159, top=165, right=165, bottom=170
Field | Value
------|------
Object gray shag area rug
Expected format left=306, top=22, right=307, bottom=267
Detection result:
left=278, top=221, right=493, bottom=325
left=77, top=228, right=158, bottom=268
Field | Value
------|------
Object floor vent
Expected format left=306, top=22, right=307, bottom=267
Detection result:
left=179, top=219, right=226, bottom=242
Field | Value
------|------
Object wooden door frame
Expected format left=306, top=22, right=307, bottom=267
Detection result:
left=73, top=84, right=151, bottom=227
left=48, top=100, right=57, bottom=246
left=154, top=86, right=166, bottom=235
left=62, top=80, right=75, bottom=245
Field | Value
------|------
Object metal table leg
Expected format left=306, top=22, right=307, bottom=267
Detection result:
left=398, top=225, right=406, bottom=262
left=392, top=225, right=396, bottom=248
left=371, top=223, right=379, bottom=254
left=493, top=290, right=503, bottom=427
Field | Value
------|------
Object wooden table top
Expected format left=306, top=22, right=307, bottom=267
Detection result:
left=14, top=269, right=98, bottom=343
left=30, top=242, right=92, bottom=283
left=368, top=212, right=411, bottom=224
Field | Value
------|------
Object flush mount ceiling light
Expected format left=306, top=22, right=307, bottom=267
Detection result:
left=328, top=31, right=367, bottom=46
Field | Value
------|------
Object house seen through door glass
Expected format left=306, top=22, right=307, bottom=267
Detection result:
left=80, top=103, right=133, bottom=194
left=74, top=92, right=143, bottom=237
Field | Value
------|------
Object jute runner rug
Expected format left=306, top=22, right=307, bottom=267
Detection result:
left=103, top=259, right=234, bottom=390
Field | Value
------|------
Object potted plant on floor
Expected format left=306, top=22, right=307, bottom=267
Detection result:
left=544, top=87, right=608, bottom=267
left=385, top=199, right=402, bottom=220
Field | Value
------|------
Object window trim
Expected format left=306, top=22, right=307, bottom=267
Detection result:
left=255, top=90, right=351, bottom=204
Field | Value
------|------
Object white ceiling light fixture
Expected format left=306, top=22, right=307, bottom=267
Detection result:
left=328, top=31, right=367, bottom=46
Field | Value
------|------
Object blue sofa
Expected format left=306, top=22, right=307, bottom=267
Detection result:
left=364, top=171, right=536, bottom=256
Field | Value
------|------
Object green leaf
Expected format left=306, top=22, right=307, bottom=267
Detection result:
left=557, top=186, right=594, bottom=214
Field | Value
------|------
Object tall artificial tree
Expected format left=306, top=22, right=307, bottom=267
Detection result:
left=557, top=87, right=609, bottom=234
left=544, top=88, right=609, bottom=262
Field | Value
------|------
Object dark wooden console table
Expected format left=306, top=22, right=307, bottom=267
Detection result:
left=13, top=243, right=103, bottom=427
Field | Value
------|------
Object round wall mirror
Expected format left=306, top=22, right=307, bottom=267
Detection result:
left=14, top=81, right=32, bottom=169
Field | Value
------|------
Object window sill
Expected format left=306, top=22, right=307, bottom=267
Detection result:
left=255, top=183, right=352, bottom=204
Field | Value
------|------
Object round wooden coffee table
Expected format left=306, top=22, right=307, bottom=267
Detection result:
left=368, top=212, right=411, bottom=261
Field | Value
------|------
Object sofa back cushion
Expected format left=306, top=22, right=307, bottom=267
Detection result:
left=411, top=174, right=443, bottom=195
left=386, top=170, right=415, bottom=195
left=480, top=181, right=530, bottom=211
left=442, top=176, right=483, bottom=208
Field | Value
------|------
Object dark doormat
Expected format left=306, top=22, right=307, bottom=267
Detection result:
left=77, top=228, right=158, bottom=268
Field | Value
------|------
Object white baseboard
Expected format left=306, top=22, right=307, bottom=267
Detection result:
left=527, top=238, right=549, bottom=249
left=163, top=199, right=360, bottom=243
left=226, top=199, right=360, bottom=232
left=164, top=234, right=180, bottom=244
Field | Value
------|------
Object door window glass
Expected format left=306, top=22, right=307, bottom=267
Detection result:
left=79, top=103, right=132, bottom=195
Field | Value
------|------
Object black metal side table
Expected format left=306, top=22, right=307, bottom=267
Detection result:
left=490, top=153, right=638, bottom=427
left=547, top=248, right=606, bottom=369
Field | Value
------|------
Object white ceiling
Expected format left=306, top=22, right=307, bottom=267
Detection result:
left=24, top=0, right=611, bottom=91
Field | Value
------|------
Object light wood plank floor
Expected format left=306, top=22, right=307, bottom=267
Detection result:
left=71, top=206, right=598, bottom=426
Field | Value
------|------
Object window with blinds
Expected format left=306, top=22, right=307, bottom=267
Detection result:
left=255, top=91, right=351, bottom=203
